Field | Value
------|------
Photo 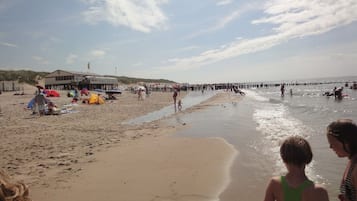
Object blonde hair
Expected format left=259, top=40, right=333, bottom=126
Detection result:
left=0, top=169, right=32, bottom=201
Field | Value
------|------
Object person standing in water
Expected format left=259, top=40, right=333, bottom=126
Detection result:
left=173, top=88, right=178, bottom=106
left=281, top=83, right=285, bottom=97
left=263, top=136, right=329, bottom=201
left=326, top=119, right=357, bottom=201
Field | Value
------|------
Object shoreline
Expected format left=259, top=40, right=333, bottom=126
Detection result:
left=211, top=137, right=239, bottom=200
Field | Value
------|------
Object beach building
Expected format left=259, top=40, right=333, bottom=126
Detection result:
left=44, top=70, right=118, bottom=90
left=0, top=80, right=21, bottom=92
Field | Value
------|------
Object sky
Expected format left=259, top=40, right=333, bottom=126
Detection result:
left=0, top=0, right=357, bottom=84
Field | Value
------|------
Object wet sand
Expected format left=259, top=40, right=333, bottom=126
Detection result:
left=32, top=136, right=236, bottom=201
left=0, top=85, right=239, bottom=201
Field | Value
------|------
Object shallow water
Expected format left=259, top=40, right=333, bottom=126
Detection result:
left=245, top=80, right=357, bottom=200
left=122, top=90, right=217, bottom=125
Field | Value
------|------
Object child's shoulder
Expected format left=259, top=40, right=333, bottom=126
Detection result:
left=271, top=176, right=282, bottom=183
left=303, top=183, right=329, bottom=201
left=265, top=176, right=284, bottom=200
left=268, top=176, right=282, bottom=187
left=306, top=183, right=328, bottom=193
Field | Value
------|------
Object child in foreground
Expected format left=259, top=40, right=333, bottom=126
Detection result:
left=263, top=136, right=329, bottom=201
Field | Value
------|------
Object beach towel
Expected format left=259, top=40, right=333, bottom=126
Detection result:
left=27, top=98, right=35, bottom=109
left=44, top=89, right=60, bottom=97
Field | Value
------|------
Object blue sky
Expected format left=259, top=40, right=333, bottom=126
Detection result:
left=1, top=0, right=357, bottom=83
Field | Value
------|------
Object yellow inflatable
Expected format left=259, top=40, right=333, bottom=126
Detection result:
left=88, top=93, right=105, bottom=104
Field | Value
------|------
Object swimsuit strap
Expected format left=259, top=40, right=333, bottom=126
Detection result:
left=281, top=176, right=313, bottom=201
left=340, top=161, right=357, bottom=201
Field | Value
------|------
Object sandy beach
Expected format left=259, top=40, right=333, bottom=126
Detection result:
left=0, top=85, right=239, bottom=201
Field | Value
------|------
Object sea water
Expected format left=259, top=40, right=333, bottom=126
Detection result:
left=170, top=76, right=357, bottom=201
left=125, top=76, right=357, bottom=201
left=244, top=77, right=357, bottom=200
left=122, top=90, right=217, bottom=125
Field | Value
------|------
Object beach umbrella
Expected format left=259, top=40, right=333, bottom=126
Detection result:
left=46, top=90, right=60, bottom=97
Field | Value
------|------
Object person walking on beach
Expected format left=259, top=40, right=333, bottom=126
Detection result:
left=138, top=88, right=144, bottom=101
left=177, top=99, right=182, bottom=111
left=263, top=136, right=329, bottom=201
left=144, top=84, right=149, bottom=97
left=280, top=83, right=285, bottom=97
left=326, top=119, right=357, bottom=201
left=173, top=88, right=178, bottom=106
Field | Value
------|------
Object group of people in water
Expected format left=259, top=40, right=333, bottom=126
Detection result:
left=323, top=86, right=345, bottom=99
left=280, top=83, right=349, bottom=99
left=264, top=119, right=357, bottom=201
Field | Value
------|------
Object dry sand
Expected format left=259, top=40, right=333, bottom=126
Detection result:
left=0, top=85, right=239, bottom=201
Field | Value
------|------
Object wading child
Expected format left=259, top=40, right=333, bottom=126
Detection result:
left=263, top=136, right=329, bottom=201
left=177, top=99, right=182, bottom=111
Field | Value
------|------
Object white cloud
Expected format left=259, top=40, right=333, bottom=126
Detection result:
left=0, top=42, right=17, bottom=48
left=216, top=0, right=233, bottom=6
left=177, top=45, right=200, bottom=52
left=187, top=3, right=259, bottom=39
left=66, top=54, right=78, bottom=64
left=165, top=0, right=357, bottom=71
left=164, top=35, right=281, bottom=71
left=252, top=0, right=357, bottom=37
left=91, top=50, right=106, bottom=57
left=82, top=0, right=168, bottom=33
